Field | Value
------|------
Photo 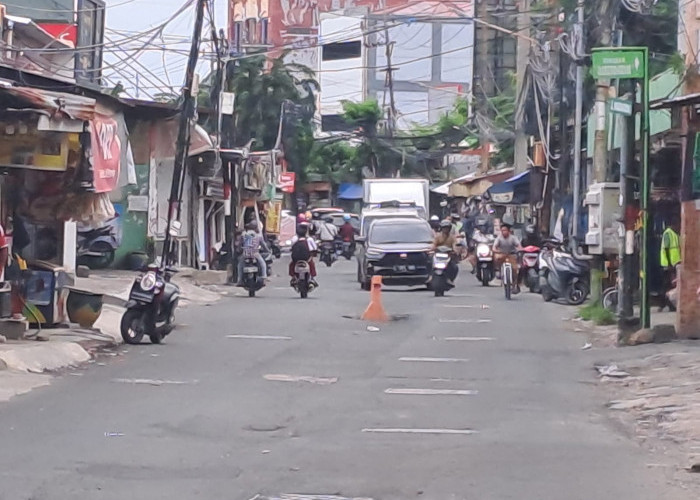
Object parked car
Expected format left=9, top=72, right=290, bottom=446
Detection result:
left=357, top=217, right=434, bottom=291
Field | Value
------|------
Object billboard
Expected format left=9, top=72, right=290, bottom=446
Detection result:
left=75, top=0, right=105, bottom=86
left=5, top=0, right=74, bottom=23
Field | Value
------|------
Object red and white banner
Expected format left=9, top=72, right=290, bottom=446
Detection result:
left=279, top=171, right=296, bottom=193
left=90, top=114, right=121, bottom=193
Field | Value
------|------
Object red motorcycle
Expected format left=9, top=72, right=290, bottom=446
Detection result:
left=519, top=245, right=541, bottom=293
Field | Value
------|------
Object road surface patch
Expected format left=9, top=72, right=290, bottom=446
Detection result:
left=444, top=336, right=496, bottom=341
left=227, top=335, right=292, bottom=340
left=439, top=319, right=491, bottom=323
left=263, top=374, right=338, bottom=385
left=250, top=496, right=373, bottom=500
left=399, top=357, right=469, bottom=363
left=384, top=388, right=477, bottom=396
left=362, top=428, right=477, bottom=435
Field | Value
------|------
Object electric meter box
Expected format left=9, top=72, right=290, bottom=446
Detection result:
left=584, top=182, right=621, bottom=255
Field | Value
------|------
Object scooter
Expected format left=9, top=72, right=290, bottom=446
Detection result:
left=520, top=245, right=541, bottom=293
left=241, top=255, right=268, bottom=297
left=267, top=235, right=282, bottom=259
left=121, top=264, right=180, bottom=345
left=320, top=241, right=335, bottom=267
left=291, top=260, right=316, bottom=299
left=539, top=241, right=590, bottom=305
left=474, top=241, right=495, bottom=286
left=76, top=220, right=119, bottom=269
left=431, top=246, right=455, bottom=297
left=341, top=241, right=355, bottom=260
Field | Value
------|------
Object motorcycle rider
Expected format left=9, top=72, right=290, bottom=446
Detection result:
left=237, top=221, right=269, bottom=286
left=467, top=219, right=493, bottom=274
left=339, top=214, right=355, bottom=242
left=289, top=224, right=318, bottom=287
left=493, top=223, right=523, bottom=292
left=431, top=219, right=460, bottom=285
left=317, top=215, right=339, bottom=243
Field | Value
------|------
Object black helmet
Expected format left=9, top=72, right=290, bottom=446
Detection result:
left=245, top=221, right=258, bottom=231
left=324, top=216, right=334, bottom=223
left=296, top=225, right=307, bottom=237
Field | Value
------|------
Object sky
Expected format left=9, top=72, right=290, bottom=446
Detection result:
left=103, top=0, right=228, bottom=99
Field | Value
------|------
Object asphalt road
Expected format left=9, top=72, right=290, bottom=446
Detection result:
left=0, top=258, right=695, bottom=500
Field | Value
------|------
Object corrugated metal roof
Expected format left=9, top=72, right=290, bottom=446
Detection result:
left=0, top=85, right=95, bottom=120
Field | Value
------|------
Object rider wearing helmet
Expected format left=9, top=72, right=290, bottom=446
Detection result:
left=431, top=219, right=460, bottom=285
left=339, top=214, right=355, bottom=243
left=317, top=215, right=339, bottom=243
left=237, top=220, right=269, bottom=286
left=289, top=224, right=318, bottom=286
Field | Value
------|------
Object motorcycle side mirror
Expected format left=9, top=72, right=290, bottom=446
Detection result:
left=355, top=236, right=366, bottom=244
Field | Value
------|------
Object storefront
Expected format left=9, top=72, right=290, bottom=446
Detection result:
left=0, top=84, right=127, bottom=323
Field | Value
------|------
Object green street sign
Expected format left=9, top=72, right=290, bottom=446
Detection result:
left=591, top=49, right=645, bottom=79
left=609, top=97, right=633, bottom=116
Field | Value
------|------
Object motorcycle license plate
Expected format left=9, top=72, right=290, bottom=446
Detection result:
left=243, top=267, right=258, bottom=273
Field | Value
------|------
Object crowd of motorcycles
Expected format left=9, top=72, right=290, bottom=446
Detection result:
left=117, top=224, right=591, bottom=345
left=470, top=228, right=590, bottom=305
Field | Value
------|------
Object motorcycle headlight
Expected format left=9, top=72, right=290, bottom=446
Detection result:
left=140, top=271, right=157, bottom=291
left=476, top=244, right=491, bottom=257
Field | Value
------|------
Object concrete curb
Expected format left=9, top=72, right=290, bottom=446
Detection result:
left=0, top=304, right=125, bottom=373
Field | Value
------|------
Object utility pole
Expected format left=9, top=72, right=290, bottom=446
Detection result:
left=161, top=0, right=207, bottom=266
left=617, top=92, right=635, bottom=321
left=382, top=25, right=397, bottom=146
left=592, top=0, right=615, bottom=184
left=571, top=0, right=584, bottom=246
left=514, top=0, right=530, bottom=174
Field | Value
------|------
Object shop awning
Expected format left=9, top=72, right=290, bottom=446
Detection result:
left=484, top=170, right=530, bottom=205
left=337, top=183, right=363, bottom=200
left=0, top=83, right=95, bottom=121
left=447, top=167, right=515, bottom=198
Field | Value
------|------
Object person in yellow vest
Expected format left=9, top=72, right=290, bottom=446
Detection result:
left=659, top=220, right=681, bottom=312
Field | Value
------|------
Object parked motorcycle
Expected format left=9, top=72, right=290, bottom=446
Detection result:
left=76, top=221, right=119, bottom=269
left=292, top=260, right=316, bottom=298
left=431, top=246, right=455, bottom=297
left=320, top=241, right=335, bottom=267
left=121, top=264, right=180, bottom=345
left=519, top=245, right=541, bottom=293
left=539, top=241, right=590, bottom=305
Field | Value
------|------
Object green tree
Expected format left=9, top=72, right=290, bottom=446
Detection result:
left=229, top=54, right=318, bottom=151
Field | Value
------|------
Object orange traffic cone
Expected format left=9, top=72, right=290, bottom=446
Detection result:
left=361, top=275, right=389, bottom=322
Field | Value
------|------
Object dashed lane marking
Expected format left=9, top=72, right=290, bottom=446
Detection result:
left=227, top=335, right=292, bottom=340
left=384, top=388, right=478, bottom=396
left=362, top=428, right=478, bottom=435
left=399, top=357, right=469, bottom=363
left=442, top=304, right=490, bottom=309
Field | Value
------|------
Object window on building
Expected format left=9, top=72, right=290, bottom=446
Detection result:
left=232, top=21, right=243, bottom=49
left=260, top=18, right=269, bottom=45
left=322, top=40, right=361, bottom=61
left=245, top=18, right=257, bottom=44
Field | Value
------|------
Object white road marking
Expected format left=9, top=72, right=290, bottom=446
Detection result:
left=227, top=335, right=292, bottom=340
left=362, top=428, right=478, bottom=435
left=264, top=374, right=338, bottom=385
left=384, top=388, right=478, bottom=396
left=444, top=336, right=496, bottom=341
left=399, top=357, right=469, bottom=363
left=442, top=304, right=490, bottom=309
left=439, top=319, right=492, bottom=323
left=112, top=378, right=195, bottom=386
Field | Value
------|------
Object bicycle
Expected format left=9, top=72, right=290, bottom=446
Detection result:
left=502, top=258, right=514, bottom=300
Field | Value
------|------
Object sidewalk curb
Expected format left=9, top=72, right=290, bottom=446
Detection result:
left=0, top=304, right=125, bottom=373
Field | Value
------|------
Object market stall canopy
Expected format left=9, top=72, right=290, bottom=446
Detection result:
left=447, top=167, right=514, bottom=198
left=430, top=181, right=451, bottom=196
left=484, top=170, right=530, bottom=205
left=0, top=82, right=95, bottom=121
left=337, top=183, right=363, bottom=200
